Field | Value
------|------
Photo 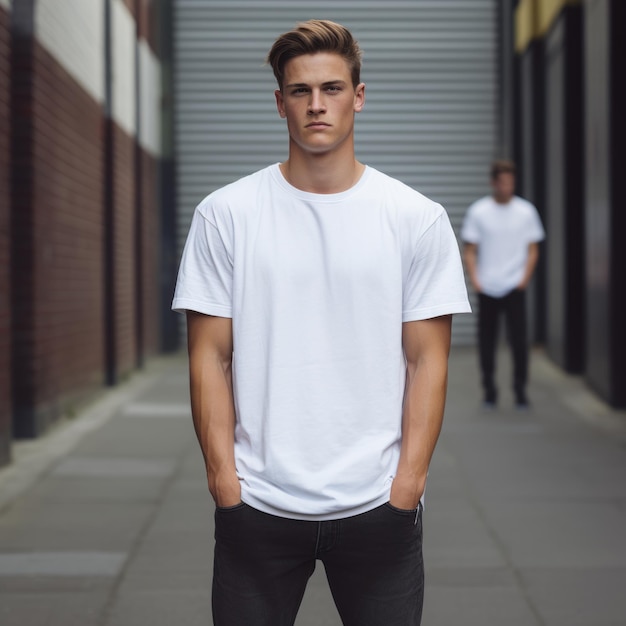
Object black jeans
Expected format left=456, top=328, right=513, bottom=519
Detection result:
left=478, top=289, right=528, bottom=399
left=212, top=501, right=424, bottom=626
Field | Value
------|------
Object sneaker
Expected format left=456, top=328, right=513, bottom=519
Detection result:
left=483, top=389, right=497, bottom=410
left=515, top=392, right=530, bottom=411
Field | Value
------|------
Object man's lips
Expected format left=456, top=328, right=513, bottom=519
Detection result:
left=306, top=122, right=330, bottom=128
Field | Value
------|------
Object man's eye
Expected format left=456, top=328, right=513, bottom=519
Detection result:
left=326, top=86, right=341, bottom=93
left=292, top=88, right=308, bottom=95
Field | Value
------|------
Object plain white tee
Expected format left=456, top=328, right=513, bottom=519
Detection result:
left=461, top=195, right=545, bottom=298
left=173, top=163, right=471, bottom=520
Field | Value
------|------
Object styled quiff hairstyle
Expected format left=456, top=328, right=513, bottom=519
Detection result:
left=267, top=19, right=363, bottom=90
left=490, top=159, right=517, bottom=180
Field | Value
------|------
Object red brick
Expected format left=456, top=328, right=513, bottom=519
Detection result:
left=140, top=149, right=161, bottom=356
left=137, top=0, right=161, bottom=56
left=112, top=123, right=137, bottom=375
left=10, top=4, right=165, bottom=440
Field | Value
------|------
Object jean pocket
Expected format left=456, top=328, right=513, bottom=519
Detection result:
left=385, top=502, right=423, bottom=530
left=216, top=501, right=246, bottom=513
left=384, top=502, right=418, bottom=515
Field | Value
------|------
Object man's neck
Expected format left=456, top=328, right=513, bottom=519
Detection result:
left=280, top=149, right=365, bottom=194
left=493, top=194, right=514, bottom=205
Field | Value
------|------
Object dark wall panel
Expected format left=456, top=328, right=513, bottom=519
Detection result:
left=608, top=0, right=626, bottom=405
left=0, top=5, right=11, bottom=466
left=584, top=0, right=625, bottom=406
left=545, top=18, right=566, bottom=368
left=584, top=0, right=610, bottom=399
left=519, top=43, right=547, bottom=344
left=545, top=7, right=585, bottom=373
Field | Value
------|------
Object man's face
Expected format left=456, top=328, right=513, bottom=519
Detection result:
left=491, top=172, right=515, bottom=203
left=275, top=52, right=365, bottom=156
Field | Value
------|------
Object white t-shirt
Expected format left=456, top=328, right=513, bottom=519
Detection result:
left=461, top=195, right=545, bottom=298
left=173, top=163, right=470, bottom=520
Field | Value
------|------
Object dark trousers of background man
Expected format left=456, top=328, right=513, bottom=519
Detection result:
left=478, top=289, right=528, bottom=404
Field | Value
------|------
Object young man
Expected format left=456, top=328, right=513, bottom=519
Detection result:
left=461, top=159, right=545, bottom=409
left=173, top=20, right=470, bottom=625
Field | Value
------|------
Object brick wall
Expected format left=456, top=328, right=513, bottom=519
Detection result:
left=0, top=5, right=11, bottom=464
left=140, top=150, right=160, bottom=357
left=8, top=0, right=167, bottom=443
left=35, top=42, right=106, bottom=396
left=12, top=40, right=107, bottom=434
left=138, top=0, right=160, bottom=53
left=137, top=0, right=161, bottom=358
left=113, top=124, right=138, bottom=375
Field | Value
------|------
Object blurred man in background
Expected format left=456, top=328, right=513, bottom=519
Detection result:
left=462, top=159, right=545, bottom=410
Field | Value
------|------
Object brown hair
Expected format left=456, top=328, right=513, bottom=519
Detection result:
left=490, top=159, right=517, bottom=180
left=266, top=19, right=363, bottom=90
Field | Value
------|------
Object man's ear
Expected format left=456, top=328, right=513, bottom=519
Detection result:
left=275, top=89, right=287, bottom=118
left=354, top=83, right=365, bottom=113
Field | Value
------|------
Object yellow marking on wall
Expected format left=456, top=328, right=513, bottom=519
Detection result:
left=539, top=0, right=567, bottom=36
left=515, top=0, right=581, bottom=54
left=515, top=0, right=536, bottom=54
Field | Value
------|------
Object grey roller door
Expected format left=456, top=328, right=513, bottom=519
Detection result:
left=173, top=0, right=499, bottom=344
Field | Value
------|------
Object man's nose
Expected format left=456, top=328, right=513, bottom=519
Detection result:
left=308, top=90, right=326, bottom=114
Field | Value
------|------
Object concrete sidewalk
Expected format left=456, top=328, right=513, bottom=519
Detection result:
left=0, top=347, right=625, bottom=625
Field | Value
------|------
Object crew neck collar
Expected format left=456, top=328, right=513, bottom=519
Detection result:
left=271, top=163, right=370, bottom=202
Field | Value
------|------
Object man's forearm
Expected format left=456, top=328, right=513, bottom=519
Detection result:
left=392, top=317, right=451, bottom=510
left=463, top=244, right=481, bottom=292
left=189, top=354, right=239, bottom=503
left=187, top=313, right=240, bottom=507
left=391, top=354, right=448, bottom=508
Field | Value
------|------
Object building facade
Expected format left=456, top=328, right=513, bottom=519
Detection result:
left=2, top=0, right=624, bottom=470
left=0, top=0, right=176, bottom=467
left=510, top=0, right=625, bottom=407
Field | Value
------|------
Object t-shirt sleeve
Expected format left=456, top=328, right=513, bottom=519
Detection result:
left=403, top=210, right=471, bottom=322
left=171, top=206, right=233, bottom=317
left=460, top=204, right=480, bottom=244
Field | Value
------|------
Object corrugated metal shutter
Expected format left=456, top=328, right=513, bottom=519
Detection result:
left=173, top=0, right=499, bottom=344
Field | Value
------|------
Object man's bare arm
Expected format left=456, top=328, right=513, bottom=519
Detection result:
left=463, top=243, right=481, bottom=293
left=187, top=311, right=241, bottom=507
left=390, top=315, right=452, bottom=510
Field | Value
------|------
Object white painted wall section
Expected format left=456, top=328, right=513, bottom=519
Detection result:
left=35, top=0, right=104, bottom=104
left=139, top=40, right=162, bottom=157
left=112, top=0, right=136, bottom=137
